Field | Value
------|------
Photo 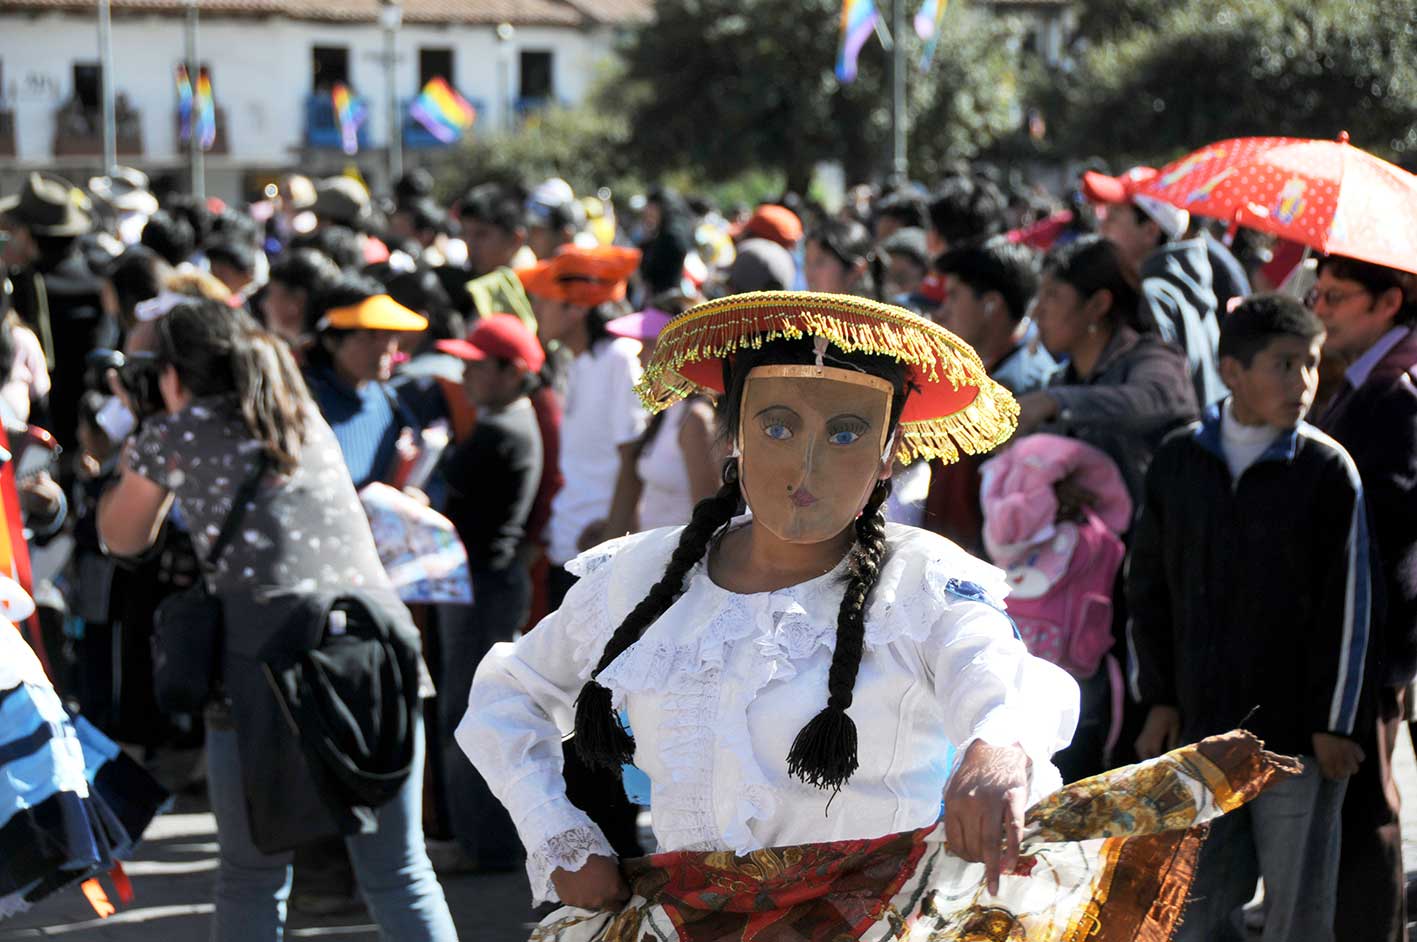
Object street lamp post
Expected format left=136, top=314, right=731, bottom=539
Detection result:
left=889, top=0, right=907, bottom=184
left=380, top=0, right=403, bottom=189
left=185, top=0, right=205, bottom=200
left=496, top=22, right=515, bottom=132
left=97, top=0, right=116, bottom=176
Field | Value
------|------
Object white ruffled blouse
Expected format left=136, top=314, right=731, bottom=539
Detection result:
left=457, top=519, right=1080, bottom=904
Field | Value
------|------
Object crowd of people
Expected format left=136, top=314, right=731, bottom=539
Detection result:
left=1, top=151, right=1414, bottom=942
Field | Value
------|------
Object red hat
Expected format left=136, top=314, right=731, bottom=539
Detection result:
left=1080, top=166, right=1190, bottom=239
left=730, top=204, right=804, bottom=250
left=436, top=313, right=545, bottom=373
left=1079, top=166, right=1158, bottom=204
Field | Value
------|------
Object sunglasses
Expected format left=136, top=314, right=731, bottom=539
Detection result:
left=1304, top=286, right=1370, bottom=310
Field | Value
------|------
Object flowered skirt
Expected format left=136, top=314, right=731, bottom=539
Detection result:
left=532, top=730, right=1297, bottom=942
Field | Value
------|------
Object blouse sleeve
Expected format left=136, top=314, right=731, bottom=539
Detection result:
left=127, top=415, right=176, bottom=490
left=455, top=546, right=624, bottom=904
left=918, top=597, right=1080, bottom=797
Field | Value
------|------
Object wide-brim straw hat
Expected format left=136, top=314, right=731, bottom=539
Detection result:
left=637, top=290, right=1019, bottom=465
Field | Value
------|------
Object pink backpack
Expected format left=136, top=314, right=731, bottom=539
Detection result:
left=1001, top=507, right=1124, bottom=678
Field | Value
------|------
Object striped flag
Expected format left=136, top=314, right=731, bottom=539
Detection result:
left=408, top=76, right=477, bottom=144
left=835, top=0, right=878, bottom=83
left=175, top=64, right=193, bottom=141
left=331, top=82, right=367, bottom=156
left=914, top=0, right=949, bottom=71
left=196, top=67, right=216, bottom=151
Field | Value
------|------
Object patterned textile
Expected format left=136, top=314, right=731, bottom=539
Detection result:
left=530, top=730, right=1296, bottom=942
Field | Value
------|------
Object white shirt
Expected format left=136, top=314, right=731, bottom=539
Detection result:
left=1220, top=398, right=1281, bottom=481
left=458, top=520, right=1080, bottom=904
left=635, top=401, right=697, bottom=532
left=548, top=337, right=648, bottom=565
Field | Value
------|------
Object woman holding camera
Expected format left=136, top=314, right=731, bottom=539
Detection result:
left=97, top=300, right=455, bottom=941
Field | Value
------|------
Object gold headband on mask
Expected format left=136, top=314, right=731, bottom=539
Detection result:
left=741, top=364, right=896, bottom=458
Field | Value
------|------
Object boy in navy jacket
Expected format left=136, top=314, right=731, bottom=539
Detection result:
left=1127, top=293, right=1369, bottom=942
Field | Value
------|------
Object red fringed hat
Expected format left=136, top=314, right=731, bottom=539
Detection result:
left=637, top=290, right=1019, bottom=465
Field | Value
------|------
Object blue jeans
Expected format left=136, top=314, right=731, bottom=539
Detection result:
left=1176, top=756, right=1345, bottom=942
left=206, top=716, right=456, bottom=941
left=439, top=566, right=529, bottom=866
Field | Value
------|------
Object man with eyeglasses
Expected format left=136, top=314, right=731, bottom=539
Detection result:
left=1310, top=253, right=1417, bottom=942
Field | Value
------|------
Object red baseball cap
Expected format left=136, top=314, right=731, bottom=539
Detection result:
left=1079, top=166, right=1158, bottom=204
left=436, top=313, right=545, bottom=373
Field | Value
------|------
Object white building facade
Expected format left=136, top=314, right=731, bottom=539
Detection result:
left=0, top=0, right=648, bottom=202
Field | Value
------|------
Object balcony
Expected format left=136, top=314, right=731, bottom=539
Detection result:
left=305, top=91, right=371, bottom=152
left=402, top=93, right=485, bottom=150
left=0, top=110, right=13, bottom=157
left=172, top=105, right=230, bottom=155
left=51, top=100, right=143, bottom=157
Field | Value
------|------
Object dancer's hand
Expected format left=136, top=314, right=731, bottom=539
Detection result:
left=551, top=855, right=630, bottom=911
left=944, top=740, right=1029, bottom=896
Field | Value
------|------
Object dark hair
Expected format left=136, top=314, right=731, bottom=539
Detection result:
left=935, top=237, right=1040, bottom=322
left=155, top=299, right=310, bottom=473
left=1130, top=205, right=1172, bottom=248
left=269, top=247, right=341, bottom=298
left=459, top=183, right=526, bottom=235
left=875, top=190, right=927, bottom=230
left=140, top=210, right=196, bottom=267
left=640, top=216, right=694, bottom=295
left=574, top=336, right=907, bottom=792
left=1041, top=235, right=1140, bottom=330
left=105, top=245, right=170, bottom=326
left=1219, top=293, right=1325, bottom=367
left=205, top=239, right=256, bottom=277
left=1316, top=254, right=1417, bottom=326
left=880, top=227, right=929, bottom=272
left=208, top=208, right=261, bottom=250
left=810, top=218, right=884, bottom=300
left=394, top=168, right=435, bottom=207
left=305, top=273, right=385, bottom=369
left=385, top=267, right=462, bottom=342
left=397, top=199, right=445, bottom=237
left=290, top=225, right=364, bottom=272
left=927, top=175, right=1007, bottom=248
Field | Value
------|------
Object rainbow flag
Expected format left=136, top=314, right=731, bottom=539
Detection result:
left=332, top=82, right=367, bottom=156
left=175, top=64, right=193, bottom=141
left=196, top=67, right=216, bottom=150
left=914, top=0, right=949, bottom=71
left=409, top=76, right=476, bottom=144
left=835, top=0, right=878, bottom=83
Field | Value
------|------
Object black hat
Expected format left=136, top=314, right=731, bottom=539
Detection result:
left=0, top=172, right=91, bottom=236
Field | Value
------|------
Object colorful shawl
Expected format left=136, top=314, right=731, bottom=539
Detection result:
left=532, top=730, right=1296, bottom=942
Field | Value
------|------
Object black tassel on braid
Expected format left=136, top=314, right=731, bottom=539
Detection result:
left=786, top=477, right=893, bottom=791
left=573, top=466, right=743, bottom=770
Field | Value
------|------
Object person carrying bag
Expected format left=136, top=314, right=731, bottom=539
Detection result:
left=97, top=299, right=454, bottom=941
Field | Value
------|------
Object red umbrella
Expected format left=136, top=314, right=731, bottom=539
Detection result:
left=1137, top=132, right=1417, bottom=276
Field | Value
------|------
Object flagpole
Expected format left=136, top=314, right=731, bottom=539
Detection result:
left=890, top=0, right=907, bottom=184
left=380, top=0, right=403, bottom=190
left=98, top=0, right=117, bottom=176
left=185, top=0, right=205, bottom=201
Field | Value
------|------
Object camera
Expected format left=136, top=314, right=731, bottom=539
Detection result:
left=85, top=348, right=166, bottom=420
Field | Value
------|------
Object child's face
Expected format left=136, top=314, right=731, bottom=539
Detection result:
left=1223, top=334, right=1323, bottom=429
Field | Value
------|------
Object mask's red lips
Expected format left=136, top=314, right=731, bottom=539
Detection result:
left=790, top=488, right=818, bottom=508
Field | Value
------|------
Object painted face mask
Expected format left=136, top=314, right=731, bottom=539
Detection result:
left=738, top=365, right=895, bottom=544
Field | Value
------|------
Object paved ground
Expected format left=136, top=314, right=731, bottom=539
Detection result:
left=6, top=739, right=1417, bottom=941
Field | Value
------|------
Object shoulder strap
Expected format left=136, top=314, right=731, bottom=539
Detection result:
left=203, top=454, right=270, bottom=573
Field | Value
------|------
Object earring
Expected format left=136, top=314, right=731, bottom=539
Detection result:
left=1087, top=322, right=1099, bottom=335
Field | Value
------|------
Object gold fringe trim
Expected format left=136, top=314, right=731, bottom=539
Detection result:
left=635, top=291, right=1020, bottom=466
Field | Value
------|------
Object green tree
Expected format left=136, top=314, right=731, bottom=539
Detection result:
left=616, top=0, right=1026, bottom=192
left=1040, top=0, right=1417, bottom=167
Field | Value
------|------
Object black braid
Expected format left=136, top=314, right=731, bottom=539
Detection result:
left=572, top=466, right=743, bottom=770
left=786, top=477, right=893, bottom=791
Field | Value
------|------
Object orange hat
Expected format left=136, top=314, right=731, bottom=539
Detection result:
left=516, top=245, right=642, bottom=308
left=317, top=294, right=428, bottom=332
left=730, top=204, right=804, bottom=250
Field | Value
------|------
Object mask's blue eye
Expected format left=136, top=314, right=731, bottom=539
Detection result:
left=829, top=429, right=862, bottom=445
left=763, top=422, right=793, bottom=441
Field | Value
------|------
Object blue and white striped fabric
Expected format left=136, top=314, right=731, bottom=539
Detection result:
left=1, top=621, right=170, bottom=920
